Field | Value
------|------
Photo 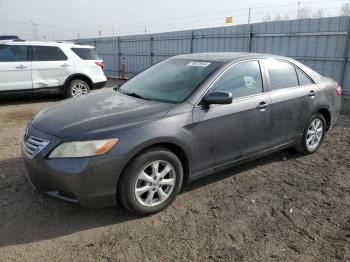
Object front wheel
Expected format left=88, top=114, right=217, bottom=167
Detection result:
left=294, top=113, right=326, bottom=154
left=65, top=79, right=90, bottom=98
left=118, top=147, right=184, bottom=215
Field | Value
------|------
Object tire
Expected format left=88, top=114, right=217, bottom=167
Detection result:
left=118, top=147, right=184, bottom=215
left=65, top=79, right=90, bottom=98
left=294, top=113, right=326, bottom=154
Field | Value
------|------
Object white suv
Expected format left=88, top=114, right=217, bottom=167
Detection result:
left=0, top=40, right=107, bottom=98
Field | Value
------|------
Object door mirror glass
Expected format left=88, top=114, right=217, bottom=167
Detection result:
left=204, top=91, right=232, bottom=105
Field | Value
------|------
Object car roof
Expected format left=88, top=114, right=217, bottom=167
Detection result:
left=172, top=52, right=291, bottom=63
left=2, top=40, right=94, bottom=48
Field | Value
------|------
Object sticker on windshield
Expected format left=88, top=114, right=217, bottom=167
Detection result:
left=187, top=61, right=211, bottom=67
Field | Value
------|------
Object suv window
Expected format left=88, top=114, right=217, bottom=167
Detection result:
left=296, top=68, right=313, bottom=86
left=0, top=45, right=28, bottom=62
left=33, top=46, right=67, bottom=61
left=71, top=48, right=99, bottom=60
left=211, top=61, right=263, bottom=98
left=265, top=60, right=299, bottom=91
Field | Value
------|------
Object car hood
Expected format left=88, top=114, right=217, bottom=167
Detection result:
left=31, top=89, right=174, bottom=140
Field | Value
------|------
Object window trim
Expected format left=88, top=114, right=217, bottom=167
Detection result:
left=262, top=58, right=315, bottom=93
left=195, top=59, right=266, bottom=107
left=32, top=45, right=68, bottom=61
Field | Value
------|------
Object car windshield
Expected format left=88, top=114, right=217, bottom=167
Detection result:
left=119, top=59, right=221, bottom=103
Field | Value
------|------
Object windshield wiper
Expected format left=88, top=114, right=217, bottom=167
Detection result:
left=120, top=91, right=150, bottom=100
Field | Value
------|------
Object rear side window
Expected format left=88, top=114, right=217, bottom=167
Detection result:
left=265, top=60, right=299, bottom=91
left=0, top=45, right=28, bottom=62
left=33, top=46, right=67, bottom=61
left=296, top=68, right=313, bottom=86
left=211, top=60, right=263, bottom=98
left=71, top=48, right=99, bottom=60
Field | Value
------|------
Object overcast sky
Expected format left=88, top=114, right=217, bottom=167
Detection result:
left=0, top=0, right=346, bottom=40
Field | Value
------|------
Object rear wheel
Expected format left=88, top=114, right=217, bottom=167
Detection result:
left=294, top=113, right=326, bottom=154
left=118, top=147, right=183, bottom=215
left=65, top=79, right=90, bottom=98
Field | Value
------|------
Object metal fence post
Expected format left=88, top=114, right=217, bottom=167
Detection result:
left=117, top=37, right=120, bottom=78
left=149, top=35, right=153, bottom=66
left=247, top=24, right=252, bottom=53
left=340, top=17, right=350, bottom=87
left=190, top=30, right=194, bottom=53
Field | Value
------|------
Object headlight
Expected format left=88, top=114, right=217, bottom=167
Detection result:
left=49, top=139, right=118, bottom=158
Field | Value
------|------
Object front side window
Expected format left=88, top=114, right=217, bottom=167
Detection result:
left=0, top=45, right=28, bottom=62
left=265, top=60, right=299, bottom=91
left=33, top=46, right=67, bottom=61
left=119, top=59, right=221, bottom=103
left=211, top=61, right=263, bottom=98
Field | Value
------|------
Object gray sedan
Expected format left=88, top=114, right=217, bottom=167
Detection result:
left=22, top=53, right=342, bottom=215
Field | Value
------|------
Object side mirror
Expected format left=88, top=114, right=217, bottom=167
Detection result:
left=203, top=91, right=233, bottom=106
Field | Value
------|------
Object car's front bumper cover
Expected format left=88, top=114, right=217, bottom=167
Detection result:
left=21, top=124, right=127, bottom=208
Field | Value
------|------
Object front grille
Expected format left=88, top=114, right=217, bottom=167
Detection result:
left=23, top=136, right=50, bottom=158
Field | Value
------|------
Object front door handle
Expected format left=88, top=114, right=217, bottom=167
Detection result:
left=256, top=101, right=269, bottom=111
left=308, top=90, right=317, bottom=97
left=16, top=65, right=28, bottom=69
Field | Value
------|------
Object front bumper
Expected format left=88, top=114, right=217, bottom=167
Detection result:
left=21, top=124, right=127, bottom=208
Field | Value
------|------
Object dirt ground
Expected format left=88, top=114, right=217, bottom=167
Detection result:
left=0, top=86, right=349, bottom=261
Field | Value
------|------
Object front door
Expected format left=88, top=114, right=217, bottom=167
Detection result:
left=0, top=44, right=32, bottom=92
left=193, top=60, right=271, bottom=173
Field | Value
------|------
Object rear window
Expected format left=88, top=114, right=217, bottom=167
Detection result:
left=33, top=46, right=67, bottom=61
left=265, top=60, right=299, bottom=91
left=296, top=68, right=313, bottom=86
left=71, top=48, right=99, bottom=60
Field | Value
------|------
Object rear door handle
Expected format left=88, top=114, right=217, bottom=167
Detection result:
left=308, top=90, right=317, bottom=97
left=16, top=65, right=28, bottom=69
left=256, top=101, right=269, bottom=111
left=61, top=63, right=71, bottom=68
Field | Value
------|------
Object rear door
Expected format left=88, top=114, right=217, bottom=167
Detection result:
left=262, top=59, right=318, bottom=148
left=193, top=60, right=271, bottom=173
left=0, top=44, right=32, bottom=91
left=31, top=46, right=74, bottom=90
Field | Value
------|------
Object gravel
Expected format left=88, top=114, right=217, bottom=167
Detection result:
left=0, top=87, right=349, bottom=261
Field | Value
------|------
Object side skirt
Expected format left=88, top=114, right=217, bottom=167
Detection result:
left=188, top=140, right=298, bottom=182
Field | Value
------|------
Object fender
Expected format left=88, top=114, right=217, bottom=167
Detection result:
left=63, top=74, right=93, bottom=91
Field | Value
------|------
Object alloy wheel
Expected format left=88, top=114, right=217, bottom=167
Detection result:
left=71, top=83, right=89, bottom=97
left=306, top=118, right=323, bottom=151
left=134, top=160, right=176, bottom=207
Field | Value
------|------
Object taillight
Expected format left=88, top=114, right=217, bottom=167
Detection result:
left=95, top=61, right=104, bottom=70
left=336, top=86, right=342, bottom=96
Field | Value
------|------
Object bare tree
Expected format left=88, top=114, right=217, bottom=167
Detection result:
left=313, top=9, right=326, bottom=18
left=262, top=13, right=288, bottom=22
left=262, top=14, right=272, bottom=22
left=273, top=14, right=289, bottom=21
left=339, top=2, right=350, bottom=16
left=274, top=14, right=283, bottom=21
left=298, top=6, right=311, bottom=19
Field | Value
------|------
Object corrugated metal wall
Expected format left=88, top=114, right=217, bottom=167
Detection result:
left=77, top=16, right=350, bottom=96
